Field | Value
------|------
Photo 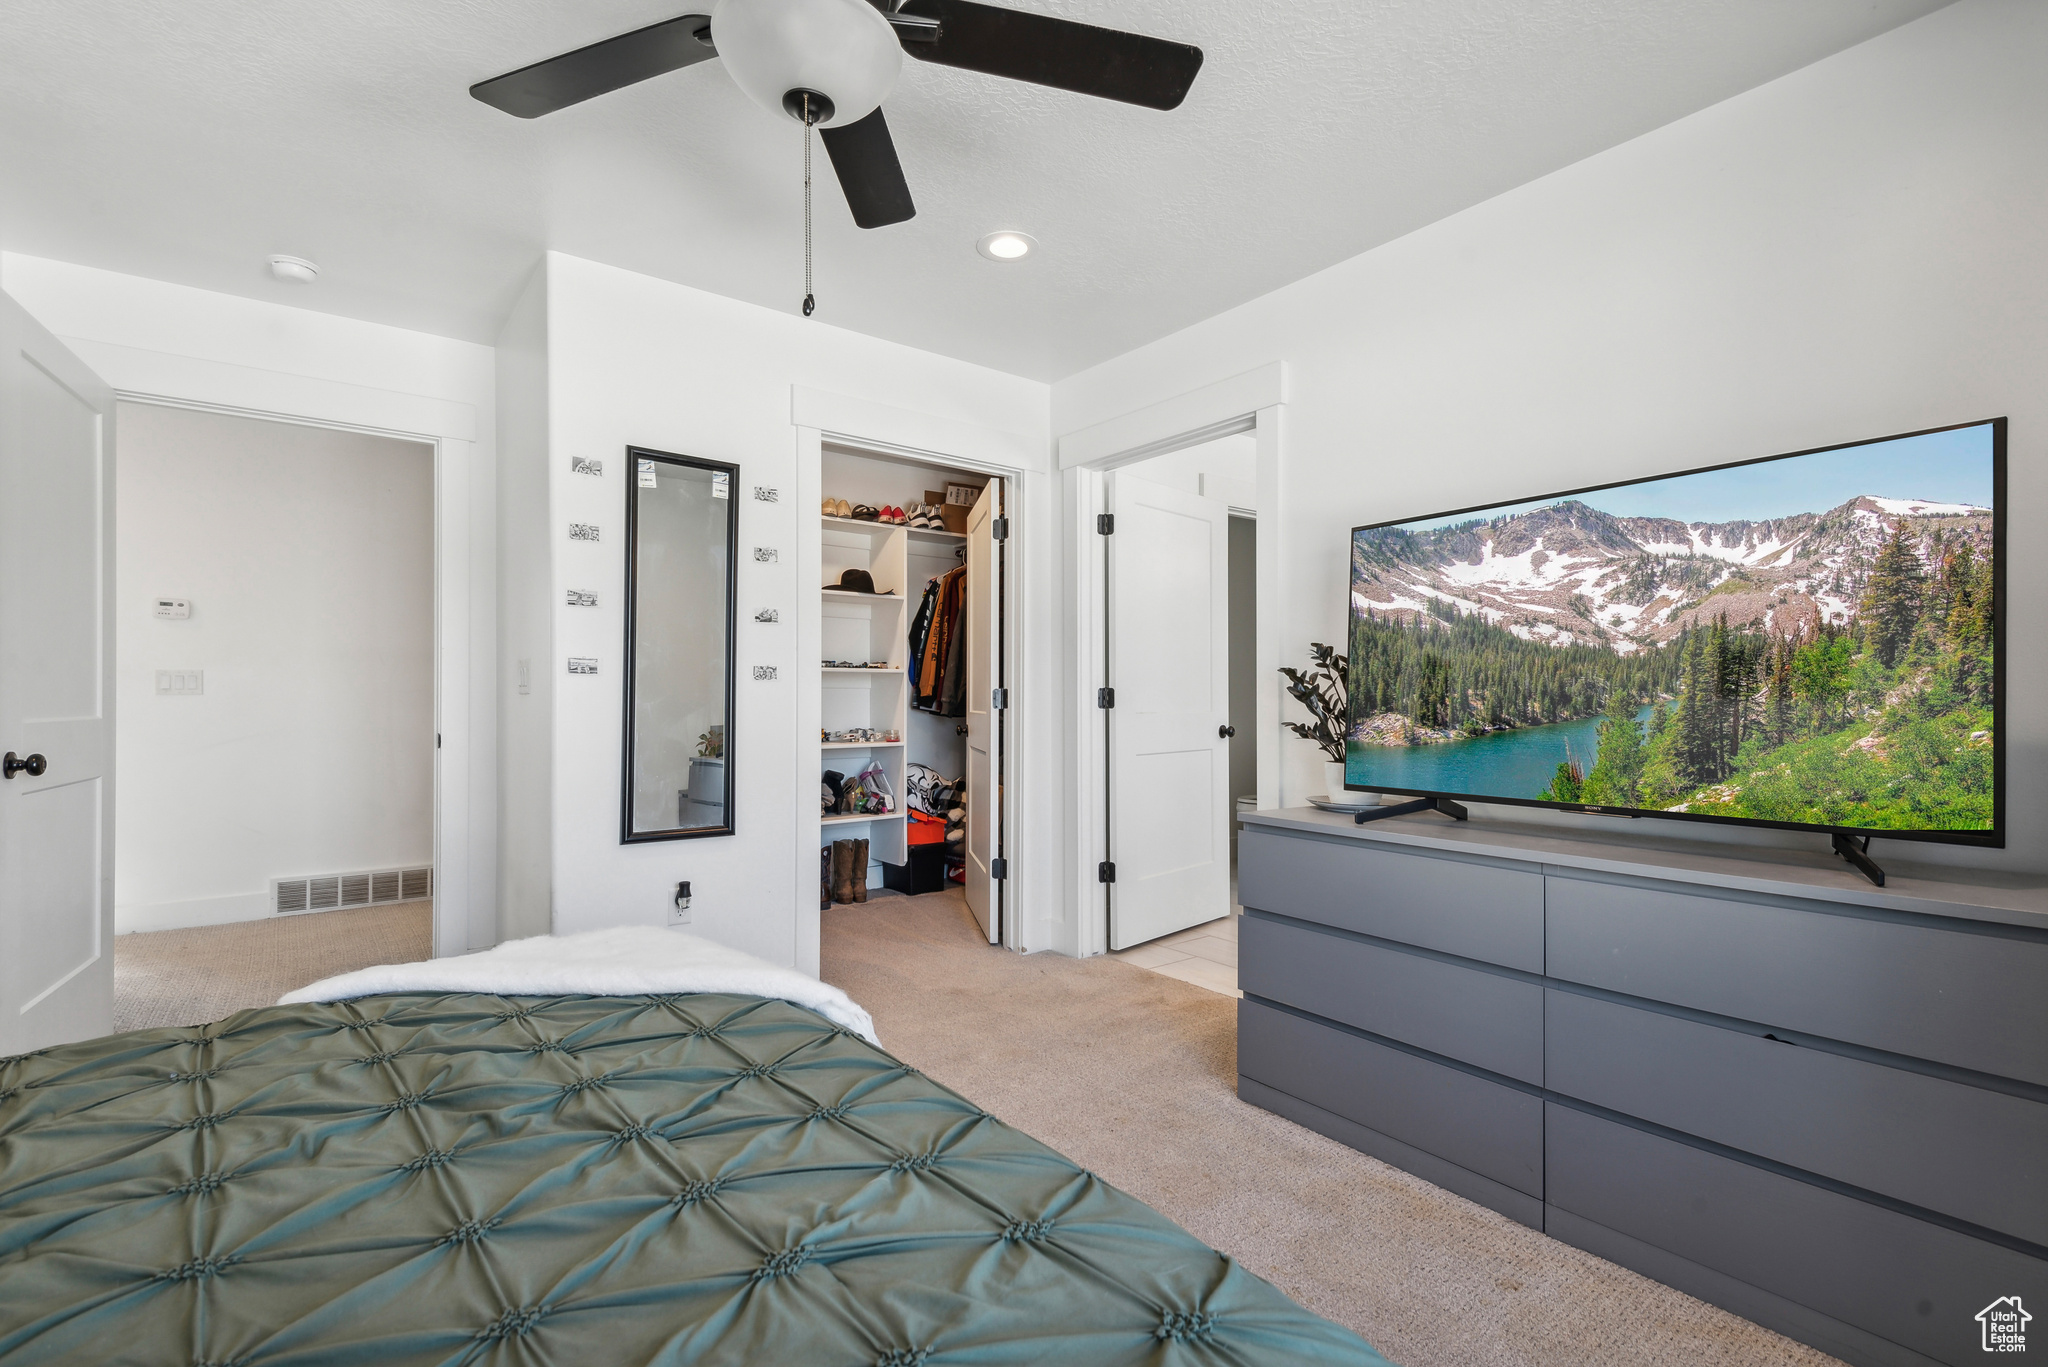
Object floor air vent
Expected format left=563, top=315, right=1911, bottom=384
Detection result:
left=272, top=865, right=433, bottom=916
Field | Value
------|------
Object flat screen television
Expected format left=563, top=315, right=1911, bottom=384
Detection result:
left=1345, top=418, right=2004, bottom=848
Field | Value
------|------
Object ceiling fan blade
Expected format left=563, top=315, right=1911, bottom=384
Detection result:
left=896, top=0, right=1202, bottom=112
left=471, top=14, right=717, bottom=118
left=819, top=108, right=916, bottom=229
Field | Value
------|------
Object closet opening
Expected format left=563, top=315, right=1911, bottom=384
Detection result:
left=815, top=445, right=1010, bottom=945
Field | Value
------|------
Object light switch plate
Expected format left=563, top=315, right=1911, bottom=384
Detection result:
left=156, top=669, right=203, bottom=695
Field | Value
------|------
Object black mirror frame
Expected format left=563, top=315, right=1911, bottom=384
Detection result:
left=619, top=445, right=740, bottom=844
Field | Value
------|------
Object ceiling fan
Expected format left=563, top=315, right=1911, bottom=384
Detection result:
left=470, top=0, right=1205, bottom=232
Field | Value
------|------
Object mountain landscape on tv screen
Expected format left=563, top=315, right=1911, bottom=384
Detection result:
left=1346, top=487, right=1996, bottom=832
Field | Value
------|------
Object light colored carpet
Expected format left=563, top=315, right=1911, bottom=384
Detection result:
left=822, top=889, right=1846, bottom=1367
left=112, top=902, right=432, bottom=1032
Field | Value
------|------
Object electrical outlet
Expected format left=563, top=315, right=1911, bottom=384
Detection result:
left=670, top=879, right=692, bottom=925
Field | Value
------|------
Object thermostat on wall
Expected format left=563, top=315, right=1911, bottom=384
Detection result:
left=154, top=598, right=191, bottom=619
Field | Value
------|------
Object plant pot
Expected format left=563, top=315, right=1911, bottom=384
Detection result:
left=1323, top=760, right=1350, bottom=801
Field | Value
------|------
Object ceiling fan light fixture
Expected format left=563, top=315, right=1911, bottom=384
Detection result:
left=976, top=231, right=1036, bottom=262
left=267, top=255, right=320, bottom=283
left=710, top=0, right=902, bottom=128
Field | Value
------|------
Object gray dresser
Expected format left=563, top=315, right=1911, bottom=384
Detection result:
left=1237, top=808, right=2048, bottom=1367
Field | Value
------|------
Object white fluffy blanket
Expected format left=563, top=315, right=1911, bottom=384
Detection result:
left=278, top=926, right=878, bottom=1045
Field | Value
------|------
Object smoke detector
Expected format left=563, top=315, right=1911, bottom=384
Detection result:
left=268, top=255, right=320, bottom=283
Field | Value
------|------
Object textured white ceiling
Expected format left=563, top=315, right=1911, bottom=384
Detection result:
left=0, top=0, right=1951, bottom=380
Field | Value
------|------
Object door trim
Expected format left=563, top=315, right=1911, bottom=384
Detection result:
left=1058, top=367, right=1288, bottom=958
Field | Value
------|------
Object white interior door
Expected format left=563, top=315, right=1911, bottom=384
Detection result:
left=0, top=291, right=115, bottom=1054
left=962, top=480, right=1003, bottom=943
left=1107, top=472, right=1230, bottom=951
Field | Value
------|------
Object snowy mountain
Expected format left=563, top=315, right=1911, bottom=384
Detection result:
left=1352, top=495, right=1991, bottom=654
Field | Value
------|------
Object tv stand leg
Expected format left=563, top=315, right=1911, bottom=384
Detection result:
left=1355, top=795, right=1469, bottom=826
left=1832, top=833, right=1886, bottom=887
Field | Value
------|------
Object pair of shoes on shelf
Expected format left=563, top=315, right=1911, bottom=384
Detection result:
left=907, top=502, right=946, bottom=530
left=823, top=497, right=912, bottom=525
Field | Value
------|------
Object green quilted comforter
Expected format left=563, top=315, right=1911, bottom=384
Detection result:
left=0, top=992, right=1391, bottom=1366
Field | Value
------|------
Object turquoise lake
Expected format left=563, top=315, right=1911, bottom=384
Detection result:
left=1346, top=708, right=1653, bottom=801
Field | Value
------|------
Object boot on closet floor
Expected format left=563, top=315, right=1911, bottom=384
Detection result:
left=851, top=839, right=869, bottom=903
left=820, top=845, right=831, bottom=910
left=831, top=839, right=856, bottom=904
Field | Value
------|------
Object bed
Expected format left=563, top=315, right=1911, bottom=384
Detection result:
left=0, top=931, right=1392, bottom=1365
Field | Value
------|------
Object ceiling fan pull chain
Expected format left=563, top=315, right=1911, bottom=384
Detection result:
left=802, top=93, right=816, bottom=317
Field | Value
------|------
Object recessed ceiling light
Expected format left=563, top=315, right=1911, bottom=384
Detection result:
left=976, top=231, right=1036, bottom=262
left=268, top=255, right=319, bottom=283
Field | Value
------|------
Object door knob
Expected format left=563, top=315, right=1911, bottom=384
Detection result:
left=1218, top=725, right=1236, bottom=739
left=956, top=724, right=969, bottom=736
left=3, top=752, right=47, bottom=779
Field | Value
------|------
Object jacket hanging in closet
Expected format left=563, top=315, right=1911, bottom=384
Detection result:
left=911, top=566, right=966, bottom=716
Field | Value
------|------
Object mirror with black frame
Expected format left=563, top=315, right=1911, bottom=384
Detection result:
left=621, top=447, right=739, bottom=842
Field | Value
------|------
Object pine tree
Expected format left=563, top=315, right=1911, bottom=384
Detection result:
left=1582, top=688, right=1646, bottom=807
left=1672, top=631, right=1716, bottom=787
left=1860, top=520, right=1925, bottom=668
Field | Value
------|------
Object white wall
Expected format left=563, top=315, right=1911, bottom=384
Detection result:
left=1, top=253, right=502, bottom=949
left=1120, top=433, right=1258, bottom=511
left=508, top=253, right=1050, bottom=970
left=114, top=404, right=433, bottom=931
left=1052, top=0, right=2048, bottom=876
left=494, top=268, right=553, bottom=942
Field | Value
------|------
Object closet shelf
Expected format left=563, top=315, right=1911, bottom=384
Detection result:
left=822, top=588, right=905, bottom=601
left=822, top=811, right=906, bottom=827
left=821, top=666, right=903, bottom=675
left=821, top=514, right=903, bottom=536
left=822, top=740, right=906, bottom=750
left=907, top=525, right=966, bottom=544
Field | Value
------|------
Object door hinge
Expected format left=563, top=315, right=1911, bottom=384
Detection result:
left=1097, top=513, right=1114, bottom=535
left=436, top=733, right=442, bottom=748
left=991, top=515, right=1009, bottom=542
left=1098, top=861, right=1116, bottom=884
left=991, top=857, right=1007, bottom=880
left=991, top=687, right=1008, bottom=710
left=1096, top=687, right=1115, bottom=709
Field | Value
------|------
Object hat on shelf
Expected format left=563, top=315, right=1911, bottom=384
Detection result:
left=832, top=568, right=881, bottom=594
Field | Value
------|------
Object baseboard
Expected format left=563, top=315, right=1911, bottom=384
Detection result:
left=1236, top=1075, right=1544, bottom=1230
left=1543, top=1208, right=1943, bottom=1367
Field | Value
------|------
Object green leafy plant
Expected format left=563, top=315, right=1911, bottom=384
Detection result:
left=696, top=726, right=725, bottom=759
left=1280, top=642, right=1349, bottom=762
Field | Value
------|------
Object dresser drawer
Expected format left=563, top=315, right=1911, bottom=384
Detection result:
left=1546, top=1105, right=2048, bottom=1367
left=1545, top=875, right=2048, bottom=1085
left=1238, top=830, right=1543, bottom=972
left=1243, top=913, right=1542, bottom=1082
left=1238, top=998, right=1542, bottom=1197
left=1546, top=990, right=2048, bottom=1245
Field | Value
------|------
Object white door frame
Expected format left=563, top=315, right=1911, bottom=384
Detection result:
left=106, top=389, right=489, bottom=959
left=790, top=387, right=1040, bottom=972
left=1058, top=364, right=1286, bottom=958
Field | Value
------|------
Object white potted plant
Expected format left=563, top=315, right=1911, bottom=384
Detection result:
left=1280, top=642, right=1354, bottom=801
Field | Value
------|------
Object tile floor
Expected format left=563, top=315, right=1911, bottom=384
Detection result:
left=1108, top=910, right=1240, bottom=998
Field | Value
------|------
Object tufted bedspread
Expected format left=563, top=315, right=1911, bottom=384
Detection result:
left=0, top=991, right=1392, bottom=1366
